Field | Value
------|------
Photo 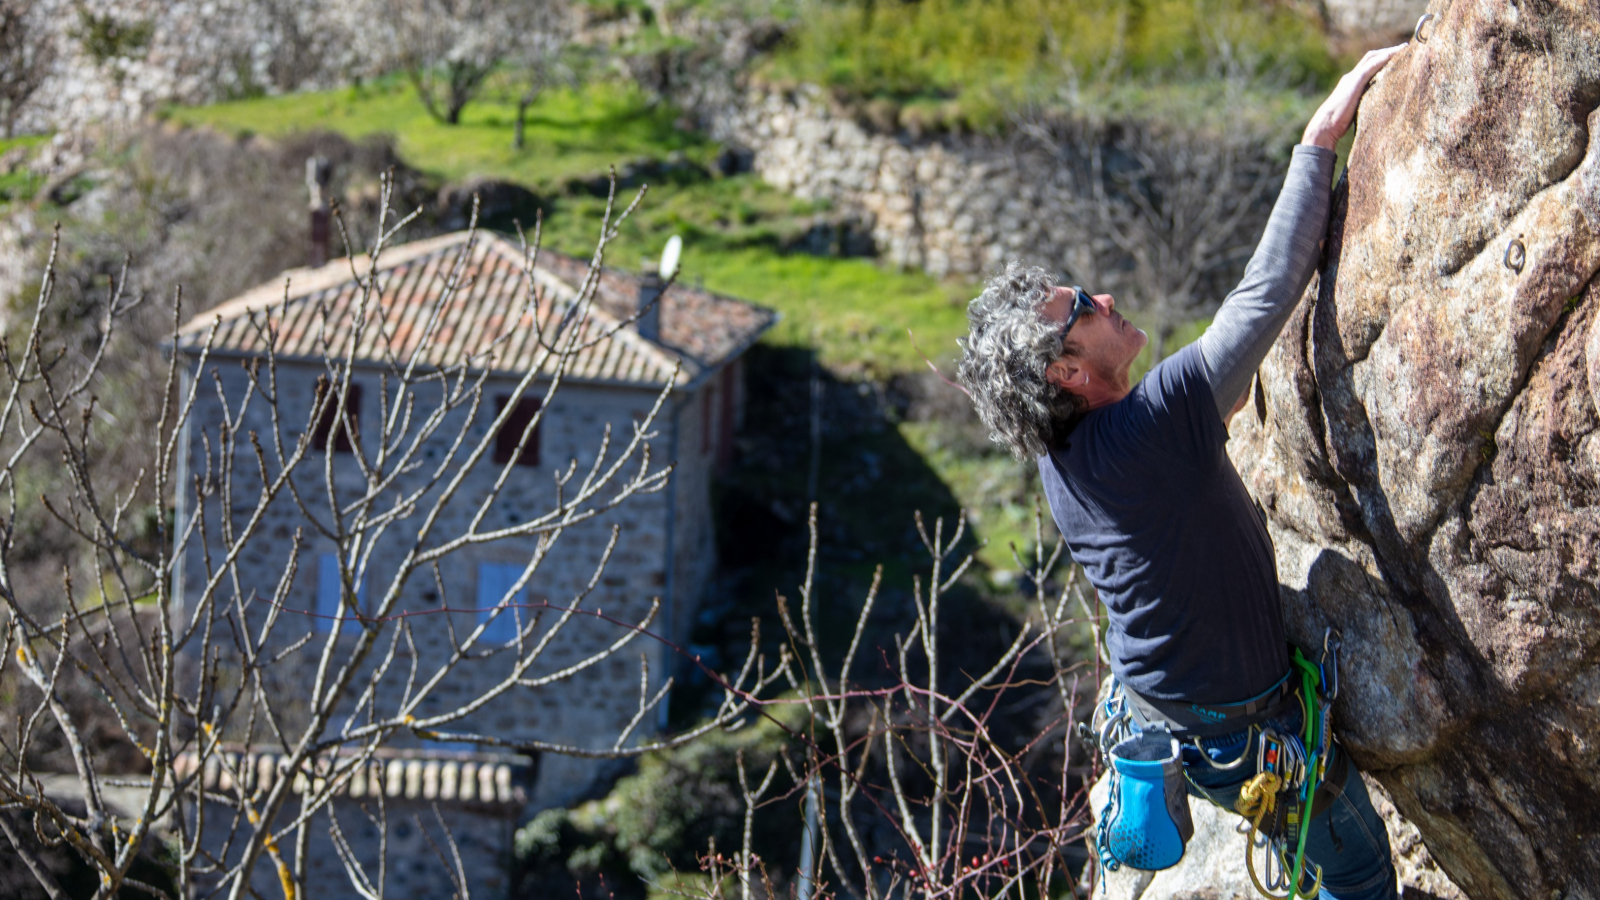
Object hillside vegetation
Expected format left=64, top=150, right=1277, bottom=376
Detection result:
left=766, top=0, right=1339, bottom=131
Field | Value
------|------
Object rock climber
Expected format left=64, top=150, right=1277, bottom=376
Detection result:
left=957, top=45, right=1409, bottom=900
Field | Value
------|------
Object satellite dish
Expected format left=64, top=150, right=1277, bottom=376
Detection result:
left=658, top=235, right=683, bottom=281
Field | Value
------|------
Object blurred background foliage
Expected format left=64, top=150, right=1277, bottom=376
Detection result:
left=766, top=0, right=1337, bottom=129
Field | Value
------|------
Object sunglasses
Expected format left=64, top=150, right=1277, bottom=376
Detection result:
left=1060, top=286, right=1096, bottom=340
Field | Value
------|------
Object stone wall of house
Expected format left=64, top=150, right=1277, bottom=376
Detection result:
left=176, top=360, right=711, bottom=811
left=197, top=797, right=513, bottom=900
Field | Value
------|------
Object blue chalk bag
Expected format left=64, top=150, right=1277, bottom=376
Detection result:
left=1097, top=725, right=1194, bottom=871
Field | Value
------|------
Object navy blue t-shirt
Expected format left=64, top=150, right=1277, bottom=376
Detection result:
left=1038, top=343, right=1287, bottom=703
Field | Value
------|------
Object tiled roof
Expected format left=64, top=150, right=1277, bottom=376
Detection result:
left=173, top=748, right=528, bottom=811
left=176, top=232, right=776, bottom=388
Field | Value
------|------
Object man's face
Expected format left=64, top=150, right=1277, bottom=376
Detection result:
left=1040, top=286, right=1147, bottom=393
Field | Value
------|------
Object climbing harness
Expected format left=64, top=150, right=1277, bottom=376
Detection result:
left=1091, top=629, right=1346, bottom=900
left=1227, top=633, right=1344, bottom=900
left=1121, top=670, right=1297, bottom=738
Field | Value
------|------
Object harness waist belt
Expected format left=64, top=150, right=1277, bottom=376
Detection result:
left=1123, top=673, right=1296, bottom=738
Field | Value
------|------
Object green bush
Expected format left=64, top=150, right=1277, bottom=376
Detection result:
left=71, top=8, right=154, bottom=65
left=515, top=705, right=807, bottom=898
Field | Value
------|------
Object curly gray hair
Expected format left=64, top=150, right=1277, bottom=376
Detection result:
left=957, top=263, right=1087, bottom=460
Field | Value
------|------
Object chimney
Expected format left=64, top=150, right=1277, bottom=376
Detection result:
left=636, top=268, right=663, bottom=342
left=306, top=156, right=333, bottom=268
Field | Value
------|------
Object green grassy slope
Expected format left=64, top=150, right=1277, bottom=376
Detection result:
left=762, top=0, right=1339, bottom=133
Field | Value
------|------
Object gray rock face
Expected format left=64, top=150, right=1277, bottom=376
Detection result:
left=1227, top=2, right=1600, bottom=897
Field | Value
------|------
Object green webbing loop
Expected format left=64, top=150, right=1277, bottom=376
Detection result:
left=1286, top=648, right=1326, bottom=899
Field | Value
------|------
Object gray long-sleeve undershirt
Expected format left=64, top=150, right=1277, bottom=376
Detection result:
left=1198, top=145, right=1338, bottom=418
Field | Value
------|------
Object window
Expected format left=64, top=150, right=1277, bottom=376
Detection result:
left=476, top=562, right=529, bottom=644
left=315, top=552, right=367, bottom=631
left=311, top=378, right=362, bottom=453
left=493, top=395, right=541, bottom=467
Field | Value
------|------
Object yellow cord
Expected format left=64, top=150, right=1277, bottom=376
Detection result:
left=1236, top=773, right=1286, bottom=900
left=1236, top=772, right=1326, bottom=900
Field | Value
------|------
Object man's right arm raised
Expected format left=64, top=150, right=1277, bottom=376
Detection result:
left=1197, top=43, right=1406, bottom=419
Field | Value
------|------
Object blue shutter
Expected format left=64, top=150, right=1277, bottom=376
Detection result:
left=476, top=563, right=527, bottom=644
left=316, top=553, right=367, bottom=631
left=316, top=553, right=342, bottom=630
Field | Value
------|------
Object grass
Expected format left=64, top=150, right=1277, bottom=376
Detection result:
left=694, top=250, right=973, bottom=374
left=546, top=221, right=975, bottom=375
left=532, top=173, right=978, bottom=376
left=164, top=77, right=713, bottom=192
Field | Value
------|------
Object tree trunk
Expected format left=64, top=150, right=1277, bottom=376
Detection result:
left=408, top=67, right=446, bottom=125
left=1228, top=4, right=1600, bottom=897
left=514, top=92, right=532, bottom=150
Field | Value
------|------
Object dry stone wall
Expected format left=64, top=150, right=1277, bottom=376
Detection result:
left=708, top=85, right=1083, bottom=278
left=17, top=0, right=347, bottom=135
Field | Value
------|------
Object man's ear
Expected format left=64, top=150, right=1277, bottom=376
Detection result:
left=1045, top=356, right=1084, bottom=391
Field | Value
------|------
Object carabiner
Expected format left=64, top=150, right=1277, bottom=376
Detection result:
left=1320, top=627, right=1341, bottom=702
left=1191, top=725, right=1255, bottom=771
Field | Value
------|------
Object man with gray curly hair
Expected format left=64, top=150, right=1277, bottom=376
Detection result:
left=958, top=47, right=1409, bottom=899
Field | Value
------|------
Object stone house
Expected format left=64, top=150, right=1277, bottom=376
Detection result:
left=170, top=230, right=774, bottom=897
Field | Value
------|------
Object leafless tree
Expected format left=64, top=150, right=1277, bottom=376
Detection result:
left=0, top=177, right=785, bottom=900
left=508, top=0, right=573, bottom=150
left=348, top=0, right=550, bottom=125
left=667, top=502, right=1107, bottom=900
left=0, top=0, right=56, bottom=138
